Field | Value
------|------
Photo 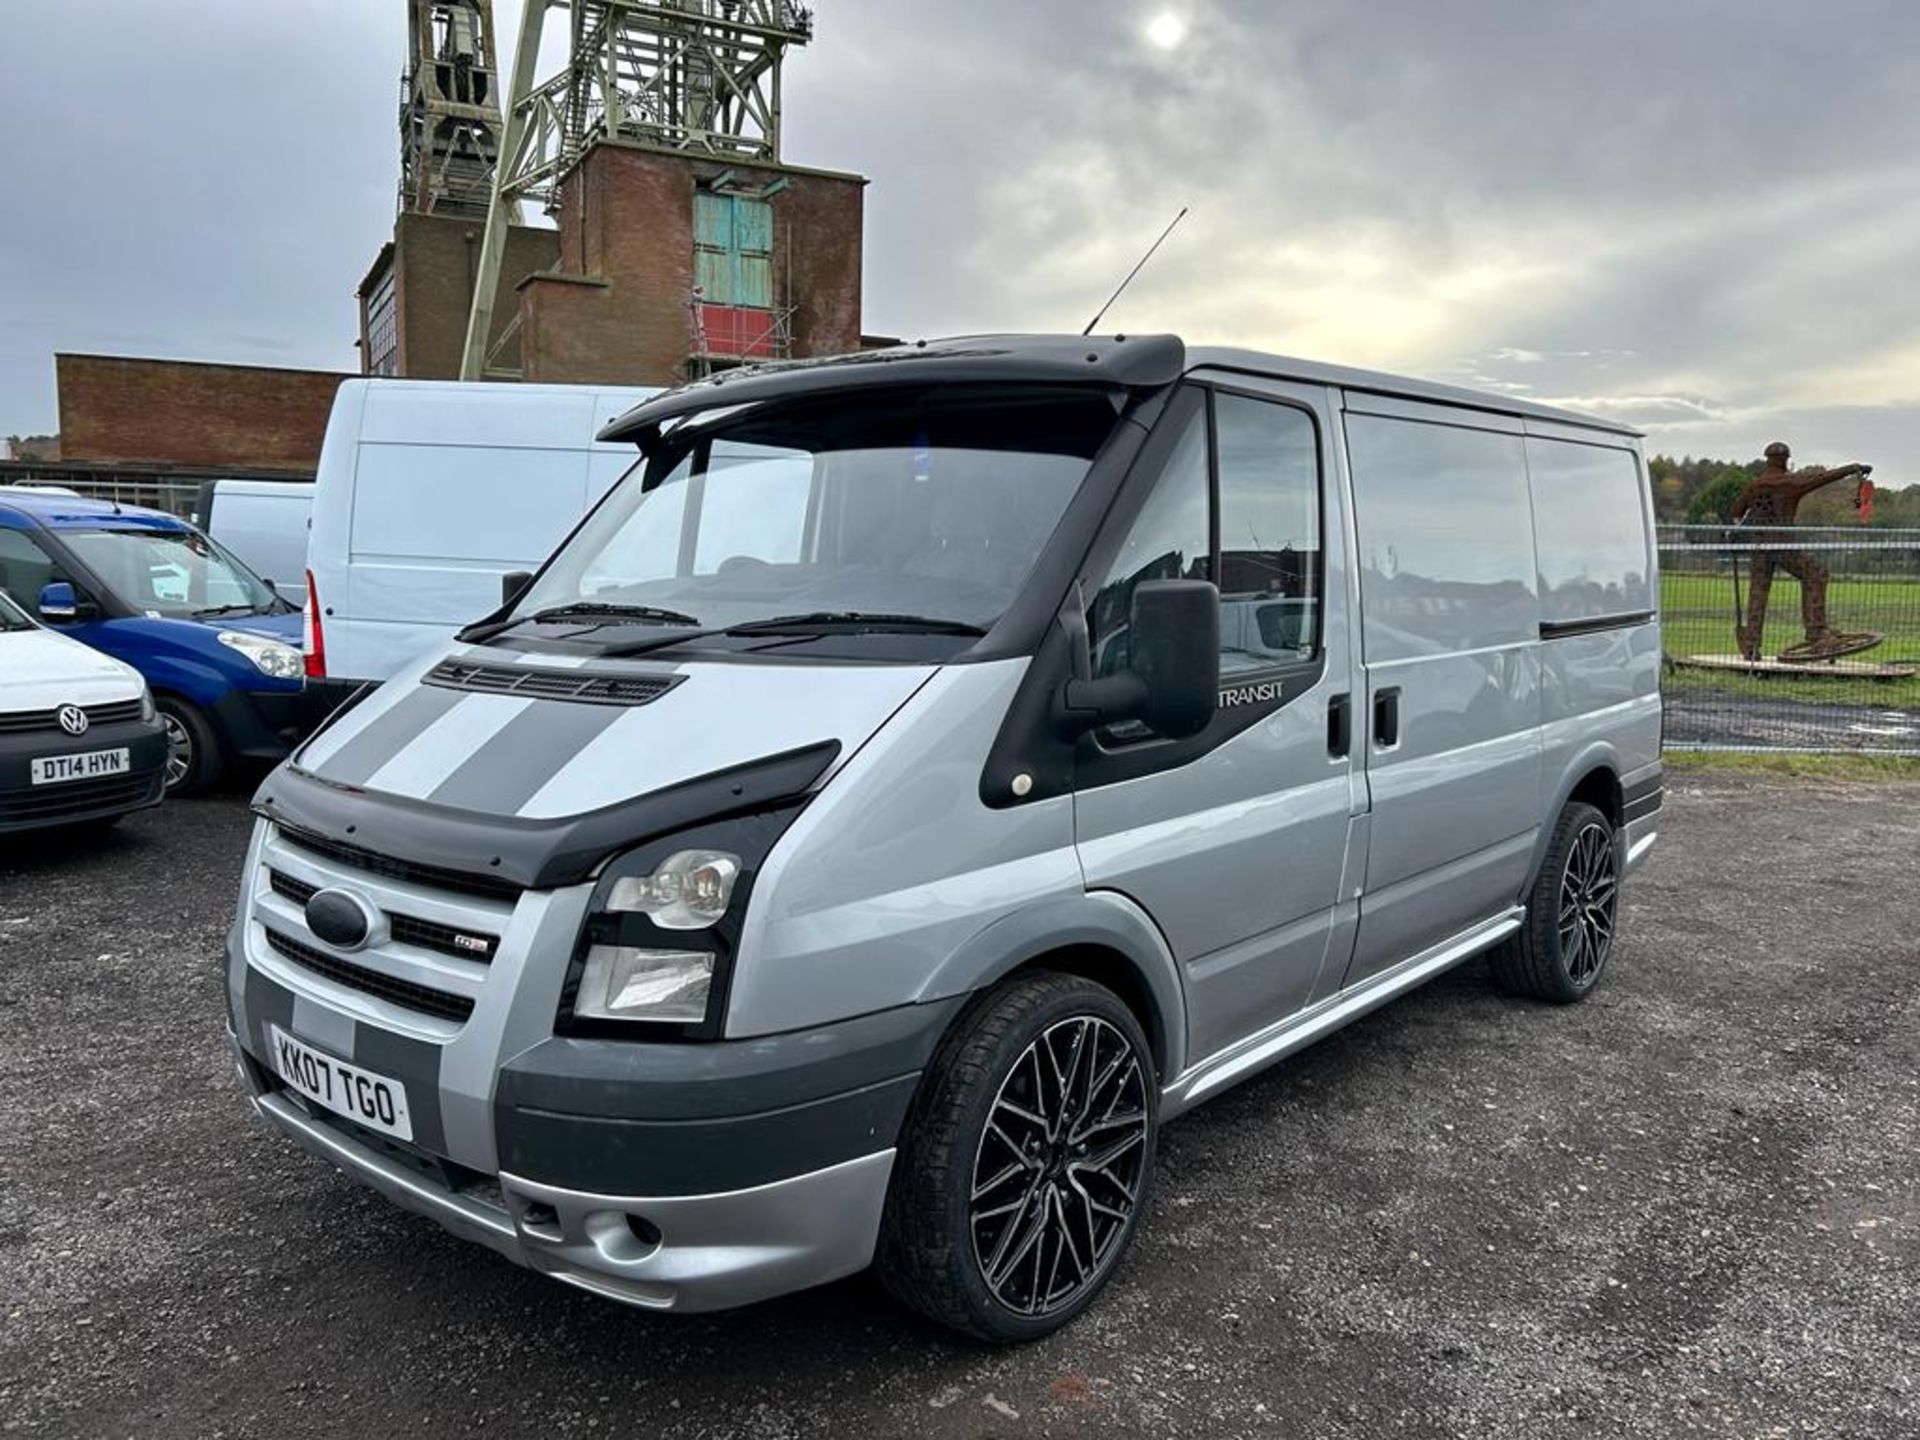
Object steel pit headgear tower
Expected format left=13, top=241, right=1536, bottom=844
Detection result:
left=359, top=1, right=865, bottom=386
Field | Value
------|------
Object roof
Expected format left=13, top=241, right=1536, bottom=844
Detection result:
left=598, top=334, right=1640, bottom=442
left=0, top=488, right=186, bottom=529
left=1186, top=346, right=1641, bottom=437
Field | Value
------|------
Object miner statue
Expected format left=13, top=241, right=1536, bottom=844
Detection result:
left=1730, top=441, right=1875, bottom=662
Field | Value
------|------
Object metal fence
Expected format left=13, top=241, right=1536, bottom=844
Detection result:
left=1658, top=525, right=1920, bottom=755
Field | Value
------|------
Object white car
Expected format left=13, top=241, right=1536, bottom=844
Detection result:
left=0, top=588, right=169, bottom=832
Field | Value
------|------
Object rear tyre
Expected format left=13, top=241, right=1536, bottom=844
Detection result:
left=877, top=972, right=1157, bottom=1343
left=156, top=696, right=222, bottom=796
left=1490, top=800, right=1619, bottom=1003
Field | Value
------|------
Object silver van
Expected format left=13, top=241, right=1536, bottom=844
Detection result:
left=224, top=335, right=1661, bottom=1341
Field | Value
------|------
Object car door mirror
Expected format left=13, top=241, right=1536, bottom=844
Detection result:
left=37, top=580, right=78, bottom=622
left=501, top=570, right=533, bottom=607
left=1060, top=579, right=1220, bottom=740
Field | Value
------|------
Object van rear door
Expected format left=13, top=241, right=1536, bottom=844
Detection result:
left=1339, top=395, right=1544, bottom=986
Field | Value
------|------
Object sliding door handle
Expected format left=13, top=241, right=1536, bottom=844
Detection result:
left=1373, top=686, right=1401, bottom=749
left=1327, top=692, right=1351, bottom=757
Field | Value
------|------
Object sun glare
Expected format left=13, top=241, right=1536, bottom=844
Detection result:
left=1144, top=10, right=1188, bottom=50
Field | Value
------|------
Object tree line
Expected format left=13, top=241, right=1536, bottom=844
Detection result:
left=1650, top=453, right=1920, bottom=527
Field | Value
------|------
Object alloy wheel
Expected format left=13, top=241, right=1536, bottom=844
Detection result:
left=1557, top=821, right=1617, bottom=987
left=969, top=1015, right=1149, bottom=1318
left=161, top=712, right=193, bottom=789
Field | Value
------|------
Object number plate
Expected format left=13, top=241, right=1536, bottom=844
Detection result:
left=30, top=747, right=130, bottom=786
left=268, top=1025, right=414, bottom=1141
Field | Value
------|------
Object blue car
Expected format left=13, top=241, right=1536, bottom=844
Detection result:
left=0, top=489, right=334, bottom=794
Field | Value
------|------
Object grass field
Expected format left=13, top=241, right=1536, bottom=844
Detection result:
left=1660, top=569, right=1920, bottom=707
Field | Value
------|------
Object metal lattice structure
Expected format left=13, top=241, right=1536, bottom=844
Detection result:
left=399, top=1, right=505, bottom=217
left=460, top=0, right=814, bottom=378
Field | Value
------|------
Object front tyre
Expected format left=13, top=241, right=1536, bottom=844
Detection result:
left=156, top=696, right=222, bottom=796
left=878, top=972, right=1157, bottom=1342
left=1490, top=800, right=1619, bottom=1003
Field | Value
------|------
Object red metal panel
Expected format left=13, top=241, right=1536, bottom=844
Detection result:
left=699, top=304, right=779, bottom=358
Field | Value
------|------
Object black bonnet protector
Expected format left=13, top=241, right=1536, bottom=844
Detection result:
left=597, top=333, right=1187, bottom=443
left=254, top=741, right=841, bottom=891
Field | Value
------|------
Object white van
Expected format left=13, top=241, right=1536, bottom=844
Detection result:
left=196, top=479, right=315, bottom=606
left=303, top=380, right=655, bottom=696
left=228, top=335, right=1661, bottom=1341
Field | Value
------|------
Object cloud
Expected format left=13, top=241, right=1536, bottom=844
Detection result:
left=2, top=0, right=1917, bottom=477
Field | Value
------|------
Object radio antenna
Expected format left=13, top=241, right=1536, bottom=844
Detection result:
left=1081, top=206, right=1189, bottom=337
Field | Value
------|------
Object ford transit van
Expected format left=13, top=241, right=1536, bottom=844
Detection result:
left=225, top=335, right=1661, bottom=1341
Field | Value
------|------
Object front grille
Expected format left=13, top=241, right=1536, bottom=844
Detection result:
left=390, top=913, right=499, bottom=962
left=262, top=927, right=475, bottom=1023
left=0, top=771, right=159, bottom=823
left=0, top=698, right=146, bottom=735
left=267, top=868, right=499, bottom=963
left=274, top=825, right=523, bottom=902
left=424, top=658, right=681, bottom=707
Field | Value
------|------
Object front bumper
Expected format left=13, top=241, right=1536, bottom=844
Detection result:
left=237, top=1044, right=896, bottom=1311
left=213, top=684, right=348, bottom=762
left=0, top=718, right=167, bottom=832
left=225, top=819, right=955, bottom=1311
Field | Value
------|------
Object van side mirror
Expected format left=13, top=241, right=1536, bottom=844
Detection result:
left=501, top=570, right=533, bottom=607
left=37, top=580, right=79, bottom=622
left=1059, top=579, right=1220, bottom=740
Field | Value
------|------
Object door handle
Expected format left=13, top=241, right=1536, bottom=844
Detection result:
left=1373, top=686, right=1401, bottom=748
left=1327, top=692, right=1351, bottom=757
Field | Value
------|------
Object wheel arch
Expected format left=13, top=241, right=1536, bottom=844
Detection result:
left=1523, top=745, right=1625, bottom=899
left=912, top=890, right=1188, bottom=1083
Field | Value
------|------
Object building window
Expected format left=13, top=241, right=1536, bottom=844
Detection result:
left=363, top=266, right=399, bottom=377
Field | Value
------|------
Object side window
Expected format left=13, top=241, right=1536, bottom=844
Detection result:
left=1345, top=415, right=1536, bottom=659
left=0, top=528, right=58, bottom=614
left=1087, top=402, right=1210, bottom=684
left=1525, top=438, right=1652, bottom=623
left=1215, top=393, right=1321, bottom=674
left=1086, top=388, right=1324, bottom=739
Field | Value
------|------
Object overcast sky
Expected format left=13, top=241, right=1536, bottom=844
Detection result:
left=3, top=1, right=1917, bottom=474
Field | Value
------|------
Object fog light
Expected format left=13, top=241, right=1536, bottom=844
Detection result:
left=575, top=945, right=714, bottom=1023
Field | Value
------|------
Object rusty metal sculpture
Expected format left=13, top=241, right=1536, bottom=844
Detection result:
left=1730, top=442, right=1876, bottom=662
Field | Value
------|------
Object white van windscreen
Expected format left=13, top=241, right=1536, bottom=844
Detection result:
left=513, top=386, right=1122, bottom=635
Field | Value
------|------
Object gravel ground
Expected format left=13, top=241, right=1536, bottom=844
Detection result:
left=1, top=769, right=1916, bottom=1439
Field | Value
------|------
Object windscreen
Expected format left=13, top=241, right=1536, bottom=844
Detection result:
left=61, top=527, right=279, bottom=618
left=0, top=588, right=31, bottom=631
left=514, top=385, right=1123, bottom=633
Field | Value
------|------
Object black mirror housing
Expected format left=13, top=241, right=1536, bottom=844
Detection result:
left=1060, top=579, right=1220, bottom=740
left=1128, top=580, right=1219, bottom=738
left=501, top=570, right=533, bottom=608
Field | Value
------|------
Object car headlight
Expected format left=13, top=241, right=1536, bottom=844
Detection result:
left=560, top=808, right=805, bottom=1040
left=573, top=946, right=715, bottom=1023
left=217, top=630, right=303, bottom=679
left=606, top=849, right=740, bottom=929
left=139, top=686, right=156, bottom=723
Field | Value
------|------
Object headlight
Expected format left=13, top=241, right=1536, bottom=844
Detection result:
left=606, top=849, right=740, bottom=929
left=217, top=630, right=303, bottom=679
left=139, top=686, right=156, bottom=723
left=574, top=946, right=715, bottom=1023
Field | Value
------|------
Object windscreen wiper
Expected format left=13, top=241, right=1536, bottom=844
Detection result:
left=456, top=600, right=702, bottom=645
left=527, top=601, right=703, bottom=626
left=598, top=610, right=987, bottom=659
left=192, top=603, right=261, bottom=617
